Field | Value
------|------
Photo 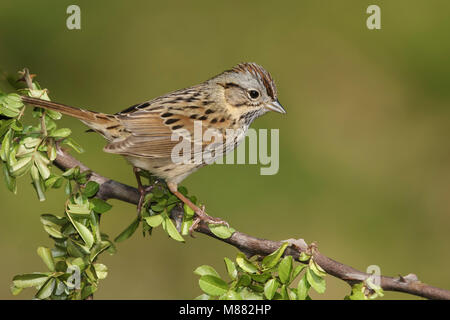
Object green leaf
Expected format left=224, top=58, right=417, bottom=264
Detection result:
left=50, top=128, right=71, bottom=138
left=209, top=224, right=235, bottom=239
left=144, top=214, right=163, bottom=228
left=30, top=164, right=46, bottom=201
left=114, top=218, right=140, bottom=242
left=83, top=181, right=99, bottom=197
left=40, top=214, right=65, bottom=238
left=43, top=224, right=64, bottom=239
left=91, top=198, right=112, bottom=214
left=35, top=277, right=55, bottom=300
left=37, top=247, right=55, bottom=272
left=5, top=93, right=24, bottom=106
left=34, top=152, right=51, bottom=180
left=142, top=217, right=151, bottom=236
left=44, top=175, right=64, bottom=189
left=64, top=180, right=72, bottom=195
left=23, top=136, right=41, bottom=148
left=299, top=252, right=311, bottom=262
left=224, top=257, right=238, bottom=280
left=183, top=203, right=194, bottom=217
left=264, top=278, right=279, bottom=300
left=292, top=264, right=307, bottom=281
left=66, top=257, right=87, bottom=272
left=365, top=278, right=384, bottom=299
left=45, top=109, right=62, bottom=120
left=195, top=294, right=211, bottom=300
left=250, top=273, right=271, bottom=283
left=166, top=194, right=179, bottom=205
left=2, top=162, right=16, bottom=193
left=278, top=256, right=293, bottom=284
left=10, top=156, right=33, bottom=177
left=161, top=211, right=184, bottom=242
left=84, top=265, right=98, bottom=283
left=48, top=143, right=57, bottom=161
left=236, top=274, right=251, bottom=287
left=62, top=167, right=76, bottom=177
left=347, top=282, right=367, bottom=300
left=280, top=284, right=289, bottom=300
left=236, top=252, right=258, bottom=274
left=10, top=285, right=22, bottom=296
left=12, top=273, right=49, bottom=289
left=306, top=267, right=326, bottom=294
left=288, top=288, right=297, bottom=300
left=71, top=219, right=94, bottom=249
left=309, top=259, right=326, bottom=277
left=178, top=186, right=188, bottom=196
left=66, top=239, right=88, bottom=258
left=198, top=275, right=228, bottom=296
left=67, top=202, right=91, bottom=216
left=249, top=283, right=266, bottom=293
left=194, top=265, right=220, bottom=278
left=81, top=284, right=97, bottom=300
left=62, top=137, right=84, bottom=153
left=106, top=241, right=117, bottom=255
left=151, top=187, right=165, bottom=199
left=89, top=240, right=111, bottom=262
left=94, top=263, right=108, bottom=280
left=0, top=104, right=20, bottom=117
left=0, top=119, right=14, bottom=138
left=11, top=119, right=23, bottom=131
left=1, top=129, right=12, bottom=162
left=297, top=274, right=310, bottom=300
left=180, top=202, right=194, bottom=235
left=181, top=217, right=193, bottom=236
left=262, top=242, right=289, bottom=270
left=28, top=89, right=49, bottom=100
left=151, top=199, right=167, bottom=212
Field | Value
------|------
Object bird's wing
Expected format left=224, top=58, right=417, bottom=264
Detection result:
left=104, top=85, right=234, bottom=159
left=104, top=106, right=227, bottom=160
left=104, top=111, right=197, bottom=159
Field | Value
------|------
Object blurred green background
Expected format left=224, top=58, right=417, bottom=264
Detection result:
left=0, top=0, right=449, bottom=299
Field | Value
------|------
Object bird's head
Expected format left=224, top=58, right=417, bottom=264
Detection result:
left=211, top=62, right=286, bottom=126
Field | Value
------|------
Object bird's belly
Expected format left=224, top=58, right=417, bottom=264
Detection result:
left=125, top=156, right=204, bottom=184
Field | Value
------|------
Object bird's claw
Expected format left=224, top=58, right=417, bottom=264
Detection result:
left=188, top=205, right=229, bottom=237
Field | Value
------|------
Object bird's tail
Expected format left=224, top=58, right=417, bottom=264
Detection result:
left=21, top=96, right=121, bottom=140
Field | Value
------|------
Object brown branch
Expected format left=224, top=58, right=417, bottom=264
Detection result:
left=52, top=146, right=450, bottom=300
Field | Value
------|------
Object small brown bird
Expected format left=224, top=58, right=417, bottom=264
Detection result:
left=21, top=63, right=285, bottom=232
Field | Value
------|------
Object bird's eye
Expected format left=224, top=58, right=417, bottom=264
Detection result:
left=248, top=90, right=260, bottom=99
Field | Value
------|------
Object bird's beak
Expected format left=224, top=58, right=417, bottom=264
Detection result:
left=266, top=100, right=286, bottom=114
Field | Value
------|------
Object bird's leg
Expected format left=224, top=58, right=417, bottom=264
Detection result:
left=167, top=182, right=229, bottom=236
left=134, top=167, right=155, bottom=217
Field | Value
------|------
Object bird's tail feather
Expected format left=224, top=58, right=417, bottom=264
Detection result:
left=21, top=96, right=112, bottom=123
left=21, top=96, right=121, bottom=140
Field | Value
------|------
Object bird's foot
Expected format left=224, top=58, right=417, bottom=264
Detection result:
left=189, top=205, right=229, bottom=237
left=166, top=181, right=229, bottom=237
left=137, top=185, right=154, bottom=217
left=134, top=167, right=160, bottom=217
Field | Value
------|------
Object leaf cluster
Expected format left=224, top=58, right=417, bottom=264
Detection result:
left=1, top=83, right=83, bottom=201
left=116, top=182, right=236, bottom=243
left=1, top=73, right=113, bottom=299
left=11, top=177, right=115, bottom=299
left=194, top=243, right=328, bottom=300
